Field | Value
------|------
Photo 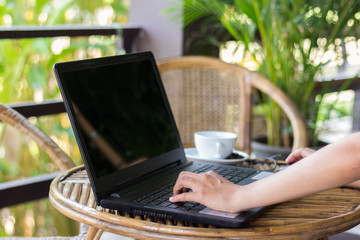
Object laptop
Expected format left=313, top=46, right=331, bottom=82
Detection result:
left=53, top=51, right=272, bottom=228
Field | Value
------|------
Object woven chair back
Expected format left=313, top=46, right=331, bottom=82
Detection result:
left=158, top=56, right=308, bottom=153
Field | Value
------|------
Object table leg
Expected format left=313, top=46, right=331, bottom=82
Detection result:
left=86, top=226, right=103, bottom=240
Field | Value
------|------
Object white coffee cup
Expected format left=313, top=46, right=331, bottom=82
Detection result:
left=194, top=131, right=238, bottom=159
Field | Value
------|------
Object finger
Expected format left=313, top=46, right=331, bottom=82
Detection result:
left=172, top=171, right=199, bottom=195
left=181, top=187, right=191, bottom=193
left=169, top=191, right=197, bottom=202
left=205, top=170, right=229, bottom=182
left=205, top=170, right=221, bottom=177
left=301, top=148, right=315, bottom=157
left=285, top=147, right=315, bottom=163
left=285, top=148, right=305, bottom=163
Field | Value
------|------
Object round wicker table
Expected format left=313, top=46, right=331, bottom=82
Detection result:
left=49, top=160, right=360, bottom=240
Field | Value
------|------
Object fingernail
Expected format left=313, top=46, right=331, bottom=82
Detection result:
left=169, top=196, right=173, bottom=201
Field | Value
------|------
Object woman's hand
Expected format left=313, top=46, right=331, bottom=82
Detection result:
left=285, top=147, right=315, bottom=164
left=169, top=170, right=243, bottom=213
left=286, top=146, right=360, bottom=188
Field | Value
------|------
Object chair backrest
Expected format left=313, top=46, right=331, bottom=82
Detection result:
left=0, top=103, right=75, bottom=172
left=157, top=56, right=308, bottom=153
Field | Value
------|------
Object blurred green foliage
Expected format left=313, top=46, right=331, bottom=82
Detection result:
left=168, top=0, right=360, bottom=147
left=0, top=0, right=128, bottom=237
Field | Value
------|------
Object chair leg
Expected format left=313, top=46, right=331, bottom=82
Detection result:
left=94, top=229, right=104, bottom=240
left=86, top=226, right=102, bottom=240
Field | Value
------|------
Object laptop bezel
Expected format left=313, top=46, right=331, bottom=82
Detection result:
left=53, top=52, right=186, bottom=203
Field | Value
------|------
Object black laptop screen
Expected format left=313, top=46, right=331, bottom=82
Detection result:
left=62, top=58, right=180, bottom=178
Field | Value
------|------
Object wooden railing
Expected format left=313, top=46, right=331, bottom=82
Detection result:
left=0, top=25, right=142, bottom=208
left=0, top=24, right=141, bottom=53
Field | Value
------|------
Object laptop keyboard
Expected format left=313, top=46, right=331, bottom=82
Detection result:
left=133, top=165, right=256, bottom=211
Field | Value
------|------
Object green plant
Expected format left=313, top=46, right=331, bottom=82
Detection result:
left=0, top=0, right=128, bottom=237
left=167, top=0, right=360, bottom=147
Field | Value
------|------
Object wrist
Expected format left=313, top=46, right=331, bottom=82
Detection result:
left=232, top=184, right=256, bottom=212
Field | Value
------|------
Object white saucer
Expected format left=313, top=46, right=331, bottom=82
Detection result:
left=184, top=148, right=249, bottom=165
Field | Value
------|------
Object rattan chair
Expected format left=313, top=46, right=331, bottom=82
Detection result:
left=157, top=56, right=308, bottom=153
left=0, top=103, right=86, bottom=240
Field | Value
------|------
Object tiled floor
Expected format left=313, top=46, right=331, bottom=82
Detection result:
left=99, top=225, right=360, bottom=240
left=100, top=232, right=133, bottom=240
left=329, top=224, right=360, bottom=240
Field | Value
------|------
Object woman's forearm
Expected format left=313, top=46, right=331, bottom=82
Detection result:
left=345, top=179, right=360, bottom=188
left=235, top=132, right=360, bottom=211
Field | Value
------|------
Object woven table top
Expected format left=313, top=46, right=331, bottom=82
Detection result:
left=49, top=161, right=360, bottom=240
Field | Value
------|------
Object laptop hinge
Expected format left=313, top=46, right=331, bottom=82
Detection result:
left=107, top=159, right=189, bottom=196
